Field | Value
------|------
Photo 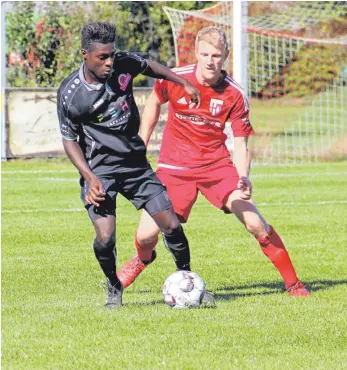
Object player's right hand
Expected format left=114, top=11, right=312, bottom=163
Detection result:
left=237, top=176, right=253, bottom=200
left=85, top=177, right=106, bottom=207
left=183, top=81, right=201, bottom=108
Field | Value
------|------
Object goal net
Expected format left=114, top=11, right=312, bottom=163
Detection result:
left=164, top=2, right=347, bottom=164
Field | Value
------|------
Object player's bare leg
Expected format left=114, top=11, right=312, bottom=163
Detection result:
left=118, top=211, right=160, bottom=288
left=137, top=210, right=161, bottom=259
left=224, top=190, right=310, bottom=296
left=118, top=192, right=191, bottom=288
left=118, top=207, right=216, bottom=306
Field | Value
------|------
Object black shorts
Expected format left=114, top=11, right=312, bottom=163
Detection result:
left=80, top=166, right=166, bottom=217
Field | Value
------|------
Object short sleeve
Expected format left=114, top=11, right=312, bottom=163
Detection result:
left=153, top=79, right=169, bottom=104
left=116, top=52, right=148, bottom=78
left=57, top=88, right=79, bottom=140
left=228, top=92, right=254, bottom=137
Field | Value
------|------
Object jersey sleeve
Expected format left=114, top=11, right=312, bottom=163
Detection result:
left=153, top=79, right=169, bottom=104
left=228, top=92, right=254, bottom=137
left=116, top=52, right=148, bottom=78
left=57, top=87, right=79, bottom=141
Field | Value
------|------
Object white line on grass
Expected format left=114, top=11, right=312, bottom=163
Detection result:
left=2, top=170, right=76, bottom=174
left=2, top=171, right=347, bottom=180
left=257, top=200, right=347, bottom=207
left=2, top=177, right=77, bottom=182
left=2, top=200, right=346, bottom=214
left=2, top=208, right=85, bottom=214
left=251, top=171, right=347, bottom=178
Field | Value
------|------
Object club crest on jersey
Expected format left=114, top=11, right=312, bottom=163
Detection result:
left=118, top=73, right=131, bottom=91
left=209, top=98, right=223, bottom=116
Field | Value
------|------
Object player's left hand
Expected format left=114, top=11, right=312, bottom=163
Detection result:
left=237, top=176, right=253, bottom=200
left=183, top=81, right=201, bottom=108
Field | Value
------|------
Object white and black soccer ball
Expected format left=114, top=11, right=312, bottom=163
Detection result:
left=162, top=271, right=206, bottom=309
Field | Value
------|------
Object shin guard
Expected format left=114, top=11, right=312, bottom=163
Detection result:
left=162, top=226, right=191, bottom=271
left=257, top=226, right=298, bottom=289
left=93, top=236, right=119, bottom=286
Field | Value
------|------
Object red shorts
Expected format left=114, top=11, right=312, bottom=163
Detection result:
left=156, top=157, right=239, bottom=222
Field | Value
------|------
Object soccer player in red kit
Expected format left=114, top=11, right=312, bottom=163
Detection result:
left=118, top=26, right=310, bottom=297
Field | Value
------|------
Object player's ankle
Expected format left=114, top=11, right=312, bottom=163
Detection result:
left=176, top=263, right=191, bottom=271
left=140, top=249, right=157, bottom=265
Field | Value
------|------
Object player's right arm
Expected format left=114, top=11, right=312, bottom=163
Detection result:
left=57, top=88, right=105, bottom=207
left=61, top=139, right=105, bottom=206
left=139, top=91, right=162, bottom=147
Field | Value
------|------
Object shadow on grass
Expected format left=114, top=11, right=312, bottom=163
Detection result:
left=125, top=299, right=217, bottom=309
left=125, top=299, right=164, bottom=307
left=214, top=279, right=347, bottom=301
left=117, top=280, right=347, bottom=307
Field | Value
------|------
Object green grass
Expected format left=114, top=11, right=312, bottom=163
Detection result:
left=2, top=159, right=347, bottom=369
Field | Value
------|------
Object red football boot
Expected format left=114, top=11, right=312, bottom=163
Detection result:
left=286, top=281, right=310, bottom=297
left=118, top=250, right=156, bottom=288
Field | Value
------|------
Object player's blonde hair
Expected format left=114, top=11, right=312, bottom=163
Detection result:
left=195, top=26, right=229, bottom=54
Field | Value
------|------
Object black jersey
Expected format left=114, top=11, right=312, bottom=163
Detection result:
left=57, top=52, right=149, bottom=176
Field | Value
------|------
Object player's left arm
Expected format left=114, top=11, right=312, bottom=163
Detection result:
left=233, top=136, right=253, bottom=200
left=139, top=91, right=162, bottom=146
left=233, top=136, right=251, bottom=177
left=143, top=59, right=201, bottom=107
left=228, top=91, right=254, bottom=200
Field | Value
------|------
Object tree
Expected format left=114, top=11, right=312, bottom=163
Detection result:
left=6, top=1, right=215, bottom=88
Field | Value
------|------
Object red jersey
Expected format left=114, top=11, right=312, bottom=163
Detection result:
left=154, top=64, right=254, bottom=168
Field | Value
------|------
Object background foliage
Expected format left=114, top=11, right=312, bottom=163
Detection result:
left=6, top=1, right=213, bottom=88
left=6, top=1, right=347, bottom=96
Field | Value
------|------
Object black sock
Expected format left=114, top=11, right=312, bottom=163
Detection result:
left=107, top=278, right=122, bottom=290
left=93, top=236, right=120, bottom=286
left=162, top=226, right=191, bottom=271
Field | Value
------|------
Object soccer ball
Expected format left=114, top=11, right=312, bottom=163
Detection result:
left=162, top=270, right=206, bottom=309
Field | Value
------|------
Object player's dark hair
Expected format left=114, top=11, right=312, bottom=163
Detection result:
left=81, top=22, right=116, bottom=51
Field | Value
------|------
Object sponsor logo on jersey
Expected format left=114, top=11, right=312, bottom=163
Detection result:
left=174, top=113, right=222, bottom=128
left=209, top=98, right=223, bottom=116
left=118, top=73, right=132, bottom=91
left=177, top=97, right=188, bottom=105
left=107, top=111, right=131, bottom=127
left=93, top=99, right=104, bottom=110
left=109, top=107, right=123, bottom=119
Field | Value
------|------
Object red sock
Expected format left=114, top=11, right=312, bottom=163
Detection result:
left=135, top=234, right=158, bottom=262
left=256, top=226, right=298, bottom=289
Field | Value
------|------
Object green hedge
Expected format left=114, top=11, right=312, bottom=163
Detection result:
left=6, top=1, right=213, bottom=88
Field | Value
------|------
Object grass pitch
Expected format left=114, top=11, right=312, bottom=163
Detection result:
left=2, top=159, right=347, bottom=369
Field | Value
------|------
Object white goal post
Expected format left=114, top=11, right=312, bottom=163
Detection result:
left=164, top=2, right=347, bottom=164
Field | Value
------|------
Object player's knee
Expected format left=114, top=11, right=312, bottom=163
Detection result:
left=98, top=232, right=114, bottom=244
left=244, top=220, right=265, bottom=238
left=93, top=235, right=115, bottom=254
left=162, top=225, right=188, bottom=249
left=160, top=218, right=180, bottom=234
left=136, top=229, right=159, bottom=245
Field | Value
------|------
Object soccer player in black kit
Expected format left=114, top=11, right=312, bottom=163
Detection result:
left=57, top=22, right=201, bottom=308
